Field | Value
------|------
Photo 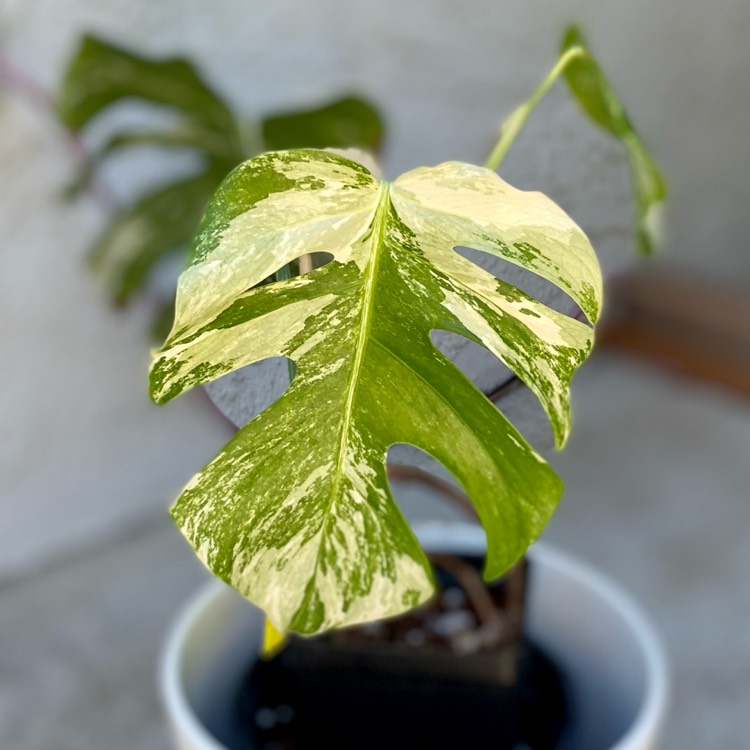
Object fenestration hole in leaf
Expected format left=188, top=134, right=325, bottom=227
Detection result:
left=266, top=251, right=335, bottom=284
left=304, top=251, right=334, bottom=273
left=454, top=245, right=577, bottom=316
left=386, top=444, right=476, bottom=524
left=427, top=329, right=555, bottom=453
left=429, top=329, right=514, bottom=396
left=203, top=356, right=296, bottom=430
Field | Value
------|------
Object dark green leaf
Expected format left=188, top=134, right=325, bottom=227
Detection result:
left=58, top=34, right=237, bottom=137
left=262, top=96, right=384, bottom=151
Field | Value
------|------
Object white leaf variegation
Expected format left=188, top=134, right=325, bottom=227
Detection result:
left=150, top=150, right=602, bottom=635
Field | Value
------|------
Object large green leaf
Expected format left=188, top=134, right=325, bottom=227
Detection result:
left=262, top=96, right=384, bottom=152
left=150, top=150, right=602, bottom=634
left=561, top=26, right=666, bottom=255
left=90, top=170, right=221, bottom=304
left=58, top=35, right=238, bottom=139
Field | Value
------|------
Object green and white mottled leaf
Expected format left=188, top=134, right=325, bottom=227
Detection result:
left=58, top=34, right=238, bottom=138
left=90, top=170, right=221, bottom=304
left=561, top=25, right=666, bottom=255
left=150, top=150, right=601, bottom=635
left=262, top=96, right=384, bottom=152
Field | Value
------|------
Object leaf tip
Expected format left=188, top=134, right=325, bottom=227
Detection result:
left=561, top=23, right=587, bottom=52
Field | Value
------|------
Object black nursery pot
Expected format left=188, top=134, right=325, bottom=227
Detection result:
left=160, top=523, right=668, bottom=750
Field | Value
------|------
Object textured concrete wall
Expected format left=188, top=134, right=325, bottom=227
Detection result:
left=2, top=0, right=749, bottom=575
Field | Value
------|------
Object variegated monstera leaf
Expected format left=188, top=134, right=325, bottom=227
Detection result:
left=150, top=149, right=602, bottom=635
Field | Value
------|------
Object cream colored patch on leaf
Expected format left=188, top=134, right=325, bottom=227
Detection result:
left=392, top=161, right=603, bottom=322
left=232, top=528, right=325, bottom=631
left=153, top=294, right=337, bottom=400
left=311, top=550, right=434, bottom=632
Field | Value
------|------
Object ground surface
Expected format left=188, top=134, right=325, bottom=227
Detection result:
left=2, top=351, right=749, bottom=750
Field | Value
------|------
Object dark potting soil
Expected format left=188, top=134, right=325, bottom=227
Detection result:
left=228, top=556, right=569, bottom=750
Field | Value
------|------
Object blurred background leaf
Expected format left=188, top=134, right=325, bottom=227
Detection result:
left=262, top=95, right=383, bottom=151
left=57, top=34, right=386, bottom=337
left=57, top=35, right=240, bottom=138
left=88, top=169, right=223, bottom=305
left=561, top=25, right=666, bottom=256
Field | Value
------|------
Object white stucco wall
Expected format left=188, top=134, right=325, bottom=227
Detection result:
left=2, top=0, right=748, bottom=575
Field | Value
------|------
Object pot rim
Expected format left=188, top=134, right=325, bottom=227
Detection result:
left=532, top=542, right=668, bottom=750
left=162, top=580, right=231, bottom=750
left=160, top=522, right=668, bottom=750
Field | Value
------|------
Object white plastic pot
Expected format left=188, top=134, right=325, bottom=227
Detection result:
left=160, top=523, right=668, bottom=750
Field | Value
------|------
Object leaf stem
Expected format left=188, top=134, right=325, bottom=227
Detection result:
left=484, top=45, right=587, bottom=172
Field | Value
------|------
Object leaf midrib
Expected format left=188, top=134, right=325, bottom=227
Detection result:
left=294, top=182, right=391, bottom=624
left=333, top=184, right=390, bottom=480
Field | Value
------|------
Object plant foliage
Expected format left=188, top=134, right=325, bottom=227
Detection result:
left=57, top=35, right=384, bottom=332
left=560, top=26, right=666, bottom=255
left=150, top=150, right=602, bottom=634
left=142, top=26, right=664, bottom=637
